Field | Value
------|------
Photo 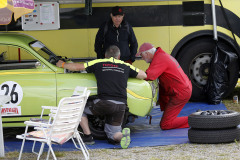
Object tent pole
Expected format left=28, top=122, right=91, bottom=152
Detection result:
left=211, top=0, right=218, bottom=41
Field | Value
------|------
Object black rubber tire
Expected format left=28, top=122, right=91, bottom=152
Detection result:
left=188, top=127, right=240, bottom=144
left=177, top=38, right=239, bottom=101
left=88, top=115, right=107, bottom=140
left=189, top=110, right=240, bottom=129
left=77, top=97, right=107, bottom=140
left=82, top=107, right=130, bottom=140
left=77, top=115, right=107, bottom=140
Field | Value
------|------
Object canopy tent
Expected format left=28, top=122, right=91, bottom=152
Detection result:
left=0, top=0, right=7, bottom=8
left=0, top=0, right=34, bottom=25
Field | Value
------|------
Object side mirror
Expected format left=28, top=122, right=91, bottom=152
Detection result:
left=35, top=61, right=41, bottom=68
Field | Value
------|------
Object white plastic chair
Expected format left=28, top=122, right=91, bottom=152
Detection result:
left=16, top=87, right=91, bottom=160
left=71, top=86, right=88, bottom=147
left=72, top=86, right=88, bottom=96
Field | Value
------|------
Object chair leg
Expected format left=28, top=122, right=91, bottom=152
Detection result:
left=18, top=126, right=30, bottom=160
left=32, top=141, right=44, bottom=155
left=71, top=137, right=79, bottom=149
left=39, top=143, right=45, bottom=157
left=18, top=137, right=26, bottom=160
left=46, top=147, right=51, bottom=160
left=37, top=143, right=45, bottom=160
left=48, top=143, right=57, bottom=160
left=76, top=133, right=90, bottom=160
left=32, top=141, right=37, bottom=154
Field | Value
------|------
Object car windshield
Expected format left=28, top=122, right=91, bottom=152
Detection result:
left=30, top=41, right=58, bottom=61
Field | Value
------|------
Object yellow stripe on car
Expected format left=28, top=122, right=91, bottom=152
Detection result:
left=127, top=88, right=150, bottom=100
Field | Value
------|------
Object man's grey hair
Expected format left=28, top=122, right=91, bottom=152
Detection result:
left=142, top=47, right=156, bottom=55
left=105, top=45, right=120, bottom=59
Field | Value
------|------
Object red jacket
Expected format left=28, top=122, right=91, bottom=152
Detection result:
left=146, top=47, right=191, bottom=96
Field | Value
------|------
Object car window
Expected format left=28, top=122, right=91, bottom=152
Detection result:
left=30, top=41, right=59, bottom=64
left=0, top=45, right=37, bottom=70
left=30, top=41, right=50, bottom=60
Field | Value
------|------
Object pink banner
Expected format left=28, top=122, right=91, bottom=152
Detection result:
left=0, top=8, right=12, bottom=25
left=0, top=0, right=35, bottom=25
left=12, top=0, right=34, bottom=9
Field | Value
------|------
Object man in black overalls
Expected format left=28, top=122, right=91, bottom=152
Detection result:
left=95, top=6, right=138, bottom=64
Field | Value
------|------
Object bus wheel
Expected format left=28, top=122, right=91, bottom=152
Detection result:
left=177, top=38, right=239, bottom=101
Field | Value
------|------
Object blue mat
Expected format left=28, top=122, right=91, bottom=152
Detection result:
left=4, top=102, right=227, bottom=152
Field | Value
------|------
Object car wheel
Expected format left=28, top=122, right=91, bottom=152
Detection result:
left=177, top=38, right=239, bottom=101
left=188, top=110, right=240, bottom=129
left=88, top=115, right=107, bottom=140
left=188, top=127, right=240, bottom=144
left=82, top=108, right=130, bottom=140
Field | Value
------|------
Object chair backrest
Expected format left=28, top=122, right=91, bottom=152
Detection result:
left=72, top=86, right=91, bottom=119
left=50, top=89, right=90, bottom=136
left=72, top=86, right=88, bottom=97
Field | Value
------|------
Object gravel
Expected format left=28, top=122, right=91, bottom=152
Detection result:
left=85, top=143, right=240, bottom=160
left=7, top=142, right=240, bottom=160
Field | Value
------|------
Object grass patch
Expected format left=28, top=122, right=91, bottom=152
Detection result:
left=91, top=149, right=111, bottom=154
left=218, top=153, right=227, bottom=156
left=163, top=146, right=175, bottom=151
left=222, top=86, right=240, bottom=111
left=149, top=157, right=161, bottom=160
left=55, top=151, right=65, bottom=157
left=225, top=86, right=240, bottom=100
left=0, top=151, right=19, bottom=159
left=5, top=151, right=19, bottom=157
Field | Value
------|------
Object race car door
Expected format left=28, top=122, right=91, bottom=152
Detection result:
left=0, top=45, right=56, bottom=127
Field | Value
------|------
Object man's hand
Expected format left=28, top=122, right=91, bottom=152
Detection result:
left=56, top=60, right=85, bottom=71
left=56, top=60, right=64, bottom=68
left=136, top=70, right=147, bottom=79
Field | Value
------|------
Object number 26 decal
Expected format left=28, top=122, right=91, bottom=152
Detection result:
left=0, top=81, right=23, bottom=107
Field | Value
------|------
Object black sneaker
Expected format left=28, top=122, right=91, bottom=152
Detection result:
left=107, top=138, right=120, bottom=145
left=80, top=133, right=95, bottom=145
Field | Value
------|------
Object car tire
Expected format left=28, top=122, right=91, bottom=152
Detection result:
left=84, top=108, right=130, bottom=140
left=88, top=115, right=107, bottom=140
left=188, top=110, right=240, bottom=129
left=177, top=38, right=239, bottom=101
left=188, top=127, right=240, bottom=144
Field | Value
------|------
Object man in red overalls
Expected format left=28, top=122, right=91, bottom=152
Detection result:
left=136, top=43, right=192, bottom=130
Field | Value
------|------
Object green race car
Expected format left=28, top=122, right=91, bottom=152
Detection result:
left=0, top=32, right=157, bottom=138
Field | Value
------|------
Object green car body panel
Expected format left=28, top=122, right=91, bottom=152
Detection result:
left=0, top=32, right=154, bottom=127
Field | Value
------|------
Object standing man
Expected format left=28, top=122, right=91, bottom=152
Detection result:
left=136, top=43, right=192, bottom=130
left=95, top=6, right=138, bottom=64
left=56, top=45, right=146, bottom=149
